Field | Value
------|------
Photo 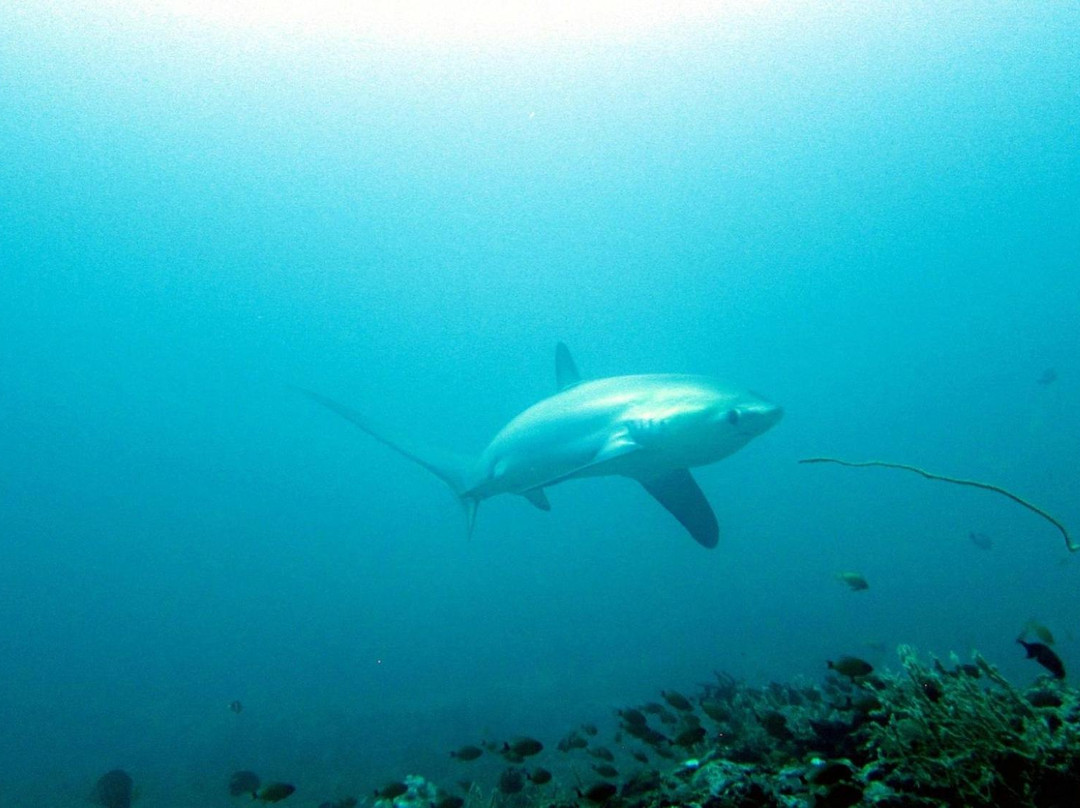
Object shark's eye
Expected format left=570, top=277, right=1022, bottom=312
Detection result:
left=726, top=409, right=740, bottom=425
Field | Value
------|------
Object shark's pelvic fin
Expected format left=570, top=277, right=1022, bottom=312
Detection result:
left=521, top=488, right=551, bottom=511
left=296, top=386, right=478, bottom=531
left=555, top=342, right=582, bottom=391
left=639, top=469, right=719, bottom=549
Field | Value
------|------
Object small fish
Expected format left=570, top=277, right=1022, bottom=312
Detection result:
left=93, top=770, right=134, bottom=808
left=374, top=782, right=409, bottom=800
left=503, top=737, right=543, bottom=758
left=592, top=764, right=619, bottom=778
left=433, top=798, right=464, bottom=808
left=968, top=531, right=993, bottom=551
left=557, top=731, right=587, bottom=752
left=699, top=699, right=730, bottom=723
left=497, top=768, right=525, bottom=795
left=229, top=700, right=244, bottom=714
left=1037, top=368, right=1057, bottom=386
left=527, top=768, right=552, bottom=785
left=641, top=702, right=665, bottom=714
left=827, top=656, right=874, bottom=679
left=578, top=782, right=618, bottom=804
left=1018, top=639, right=1065, bottom=679
left=580, top=722, right=599, bottom=736
left=618, top=708, right=647, bottom=727
left=673, top=726, right=706, bottom=748
left=661, top=690, right=693, bottom=711
left=631, top=749, right=650, bottom=763
left=257, top=783, right=296, bottom=803
left=1024, top=619, right=1055, bottom=645
left=587, top=745, right=615, bottom=762
left=835, top=572, right=869, bottom=591
left=228, top=771, right=260, bottom=797
left=450, top=745, right=483, bottom=761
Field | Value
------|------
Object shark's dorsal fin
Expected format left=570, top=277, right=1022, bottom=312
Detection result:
left=639, top=469, right=719, bottom=549
left=555, top=342, right=581, bottom=391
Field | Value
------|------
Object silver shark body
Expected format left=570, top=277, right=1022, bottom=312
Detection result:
left=302, top=344, right=781, bottom=548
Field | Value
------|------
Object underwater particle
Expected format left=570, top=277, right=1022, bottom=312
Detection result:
left=578, top=782, right=618, bottom=804
left=592, top=764, right=619, bottom=778
left=969, top=531, right=993, bottom=550
left=497, top=768, right=525, bottom=794
left=450, top=745, right=483, bottom=761
left=827, top=656, right=874, bottom=679
left=374, top=782, right=409, bottom=800
left=256, top=783, right=296, bottom=803
left=1024, top=619, right=1056, bottom=645
left=661, top=690, right=693, bottom=711
left=228, top=770, right=261, bottom=797
left=503, top=737, right=543, bottom=757
left=229, top=699, right=244, bottom=714
left=1017, top=638, right=1066, bottom=679
left=527, top=767, right=552, bottom=785
left=1038, top=368, right=1058, bottom=385
left=92, top=770, right=134, bottom=808
left=835, top=571, right=869, bottom=591
left=587, top=745, right=615, bottom=762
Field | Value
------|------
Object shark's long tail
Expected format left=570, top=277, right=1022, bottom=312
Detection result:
left=295, top=387, right=480, bottom=536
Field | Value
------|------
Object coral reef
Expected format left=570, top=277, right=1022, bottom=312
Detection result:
left=448, top=647, right=1080, bottom=808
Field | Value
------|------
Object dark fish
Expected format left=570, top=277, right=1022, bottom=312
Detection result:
left=827, top=656, right=874, bottom=679
left=527, top=768, right=552, bottom=785
left=586, top=745, right=615, bottom=762
left=699, top=699, right=731, bottom=723
left=1018, top=639, right=1065, bottom=679
left=592, top=764, right=619, bottom=778
left=631, top=749, right=650, bottom=763
left=228, top=770, right=261, bottom=797
left=503, top=737, right=543, bottom=757
left=673, top=726, right=706, bottom=748
left=581, top=722, right=599, bottom=736
left=433, top=797, right=464, bottom=808
left=229, top=700, right=244, bottom=714
left=497, top=768, right=525, bottom=795
left=835, top=571, right=868, bottom=591
left=661, top=690, right=693, bottom=711
left=968, top=531, right=993, bottom=550
left=375, top=782, right=409, bottom=800
left=759, top=710, right=793, bottom=741
left=450, top=745, right=483, bottom=761
left=1024, top=619, right=1055, bottom=645
left=641, top=702, right=665, bottom=714
left=93, top=770, right=134, bottom=808
left=618, top=708, right=647, bottom=727
left=257, top=783, right=296, bottom=803
left=1037, top=368, right=1057, bottom=385
left=557, top=731, right=587, bottom=752
left=578, top=782, right=618, bottom=804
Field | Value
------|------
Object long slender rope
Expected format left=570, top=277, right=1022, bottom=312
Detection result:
left=799, top=457, right=1077, bottom=553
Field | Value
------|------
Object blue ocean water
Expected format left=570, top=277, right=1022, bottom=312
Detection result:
left=1, top=2, right=1078, bottom=805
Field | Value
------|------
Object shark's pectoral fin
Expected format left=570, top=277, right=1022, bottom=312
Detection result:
left=521, top=488, right=551, bottom=511
left=639, top=469, right=719, bottom=549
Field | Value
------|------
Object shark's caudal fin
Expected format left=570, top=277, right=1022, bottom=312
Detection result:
left=295, top=387, right=480, bottom=536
